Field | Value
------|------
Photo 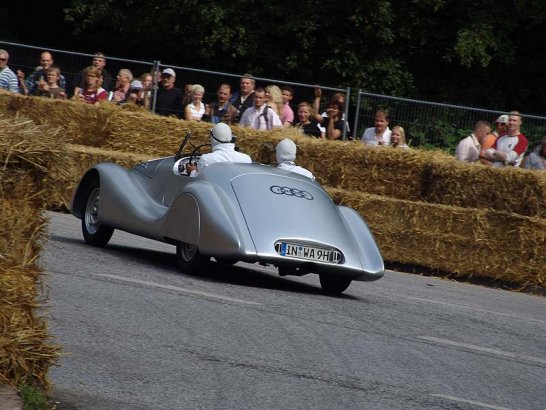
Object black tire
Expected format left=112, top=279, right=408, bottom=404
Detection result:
left=214, top=257, right=237, bottom=266
left=319, top=274, right=352, bottom=294
left=81, top=184, right=114, bottom=247
left=176, top=242, right=210, bottom=274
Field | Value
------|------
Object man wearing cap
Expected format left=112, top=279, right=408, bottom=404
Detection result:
left=154, top=68, right=185, bottom=118
left=484, top=111, right=528, bottom=167
left=480, top=114, right=509, bottom=165
left=184, top=123, right=252, bottom=177
left=276, top=138, right=314, bottom=180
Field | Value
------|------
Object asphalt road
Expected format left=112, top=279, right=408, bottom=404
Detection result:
left=42, top=211, right=546, bottom=410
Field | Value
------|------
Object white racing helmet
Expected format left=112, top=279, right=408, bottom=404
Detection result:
left=276, top=138, right=297, bottom=163
left=210, top=122, right=233, bottom=146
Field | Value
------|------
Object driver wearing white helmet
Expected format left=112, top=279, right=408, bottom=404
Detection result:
left=185, top=122, right=252, bottom=177
left=276, top=138, right=315, bottom=180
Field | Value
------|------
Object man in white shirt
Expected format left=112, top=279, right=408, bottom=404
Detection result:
left=455, top=121, right=491, bottom=163
left=361, top=109, right=391, bottom=146
left=183, top=123, right=252, bottom=177
left=239, top=88, right=282, bottom=130
left=276, top=138, right=314, bottom=180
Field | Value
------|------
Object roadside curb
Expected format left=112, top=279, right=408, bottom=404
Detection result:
left=0, top=384, right=23, bottom=410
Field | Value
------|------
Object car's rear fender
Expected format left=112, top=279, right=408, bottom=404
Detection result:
left=337, top=206, right=384, bottom=280
left=162, top=180, right=257, bottom=258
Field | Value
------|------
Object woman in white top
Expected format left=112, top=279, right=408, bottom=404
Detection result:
left=184, top=84, right=208, bottom=121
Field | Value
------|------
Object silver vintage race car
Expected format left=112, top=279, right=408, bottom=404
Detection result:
left=71, top=134, right=384, bottom=294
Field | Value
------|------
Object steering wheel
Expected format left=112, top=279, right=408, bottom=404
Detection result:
left=174, top=132, right=192, bottom=161
left=188, top=143, right=211, bottom=166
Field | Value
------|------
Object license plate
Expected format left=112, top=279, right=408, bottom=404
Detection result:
left=276, top=242, right=342, bottom=264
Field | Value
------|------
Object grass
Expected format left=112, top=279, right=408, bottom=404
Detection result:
left=18, top=383, right=54, bottom=410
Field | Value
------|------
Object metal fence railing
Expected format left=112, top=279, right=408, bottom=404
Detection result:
left=2, top=40, right=546, bottom=151
left=354, top=90, right=546, bottom=151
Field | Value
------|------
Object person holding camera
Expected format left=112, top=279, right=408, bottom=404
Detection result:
left=202, top=83, right=238, bottom=124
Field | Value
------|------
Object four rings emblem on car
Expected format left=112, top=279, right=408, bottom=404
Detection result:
left=270, top=185, right=314, bottom=200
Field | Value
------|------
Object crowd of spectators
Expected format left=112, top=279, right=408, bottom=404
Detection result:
left=1, top=48, right=544, bottom=170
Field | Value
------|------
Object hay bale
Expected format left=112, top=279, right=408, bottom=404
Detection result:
left=0, top=114, right=71, bottom=210
left=423, top=156, right=546, bottom=217
left=45, top=144, right=151, bottom=209
left=327, top=187, right=546, bottom=288
left=0, top=114, right=66, bottom=389
left=3, top=91, right=545, bottom=215
left=0, top=200, right=61, bottom=389
left=0, top=91, right=112, bottom=145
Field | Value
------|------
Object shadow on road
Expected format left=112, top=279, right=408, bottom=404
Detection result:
left=47, top=234, right=360, bottom=300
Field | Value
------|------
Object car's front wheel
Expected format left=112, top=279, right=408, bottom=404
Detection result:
left=319, top=273, right=352, bottom=294
left=82, top=184, right=114, bottom=247
left=176, top=242, right=210, bottom=274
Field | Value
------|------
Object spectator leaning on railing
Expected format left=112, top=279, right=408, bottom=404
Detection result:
left=154, top=68, right=185, bottom=118
left=230, top=74, right=256, bottom=123
left=0, top=49, right=20, bottom=93
left=111, top=69, right=134, bottom=104
left=202, top=83, right=238, bottom=124
left=74, top=52, right=113, bottom=96
left=184, top=84, right=208, bottom=121
left=73, top=66, right=108, bottom=105
left=315, top=99, right=346, bottom=140
left=280, top=85, right=295, bottom=127
left=483, top=111, right=528, bottom=167
left=480, top=114, right=508, bottom=165
left=522, top=135, right=546, bottom=170
left=18, top=51, right=66, bottom=96
left=361, top=109, right=392, bottom=146
left=390, top=125, right=410, bottom=149
left=455, top=121, right=491, bottom=163
left=239, top=87, right=282, bottom=130
left=294, top=102, right=322, bottom=138
left=34, top=65, right=67, bottom=99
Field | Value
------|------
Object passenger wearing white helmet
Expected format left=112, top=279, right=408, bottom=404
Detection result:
left=276, top=138, right=315, bottom=180
left=185, top=122, right=252, bottom=177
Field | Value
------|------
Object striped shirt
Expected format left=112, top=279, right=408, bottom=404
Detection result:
left=0, top=66, right=19, bottom=93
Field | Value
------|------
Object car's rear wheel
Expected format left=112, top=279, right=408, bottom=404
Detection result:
left=319, top=273, right=352, bottom=294
left=176, top=242, right=210, bottom=274
left=82, top=184, right=114, bottom=247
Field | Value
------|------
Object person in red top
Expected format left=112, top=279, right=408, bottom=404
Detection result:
left=484, top=111, right=528, bottom=167
left=73, top=66, right=108, bottom=105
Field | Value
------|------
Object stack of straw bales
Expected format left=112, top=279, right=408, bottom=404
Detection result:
left=0, top=114, right=64, bottom=389
left=0, top=91, right=544, bottom=289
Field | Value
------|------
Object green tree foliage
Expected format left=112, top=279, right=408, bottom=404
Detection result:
left=60, top=0, right=546, bottom=112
